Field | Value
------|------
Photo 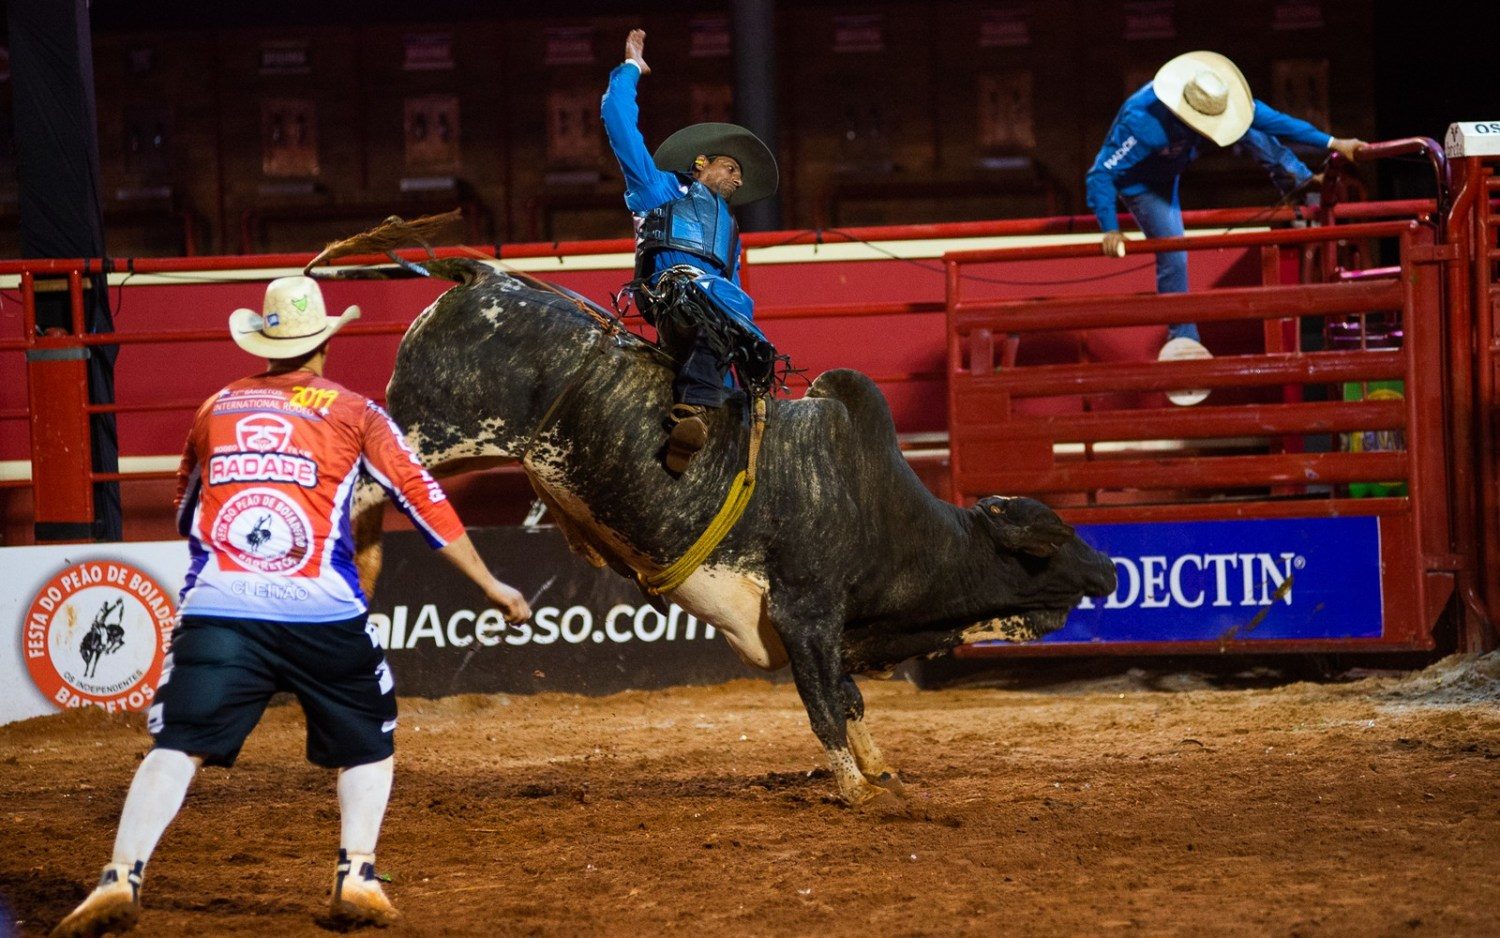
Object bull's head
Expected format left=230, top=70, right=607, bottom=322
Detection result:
left=974, top=495, right=1117, bottom=604
left=944, top=496, right=1117, bottom=644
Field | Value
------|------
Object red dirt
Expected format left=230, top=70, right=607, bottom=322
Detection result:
left=3, top=655, right=1498, bottom=936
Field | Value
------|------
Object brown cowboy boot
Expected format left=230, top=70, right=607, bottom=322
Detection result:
left=666, top=404, right=710, bottom=475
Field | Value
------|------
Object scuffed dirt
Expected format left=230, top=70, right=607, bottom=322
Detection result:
left=2, top=655, right=1498, bottom=936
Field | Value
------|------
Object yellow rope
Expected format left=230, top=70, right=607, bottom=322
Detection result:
left=640, top=471, right=756, bottom=594
left=640, top=398, right=768, bottom=595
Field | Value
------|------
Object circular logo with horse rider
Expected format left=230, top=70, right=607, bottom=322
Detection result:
left=23, top=560, right=176, bottom=712
left=210, top=487, right=313, bottom=575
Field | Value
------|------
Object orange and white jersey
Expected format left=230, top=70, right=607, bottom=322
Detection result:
left=175, top=370, right=464, bottom=623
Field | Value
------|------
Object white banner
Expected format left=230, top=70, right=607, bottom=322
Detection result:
left=1, top=541, right=189, bottom=726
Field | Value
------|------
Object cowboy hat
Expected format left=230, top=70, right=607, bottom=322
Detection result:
left=1152, top=51, right=1253, bottom=147
left=653, top=122, right=778, bottom=206
left=228, top=276, right=360, bottom=359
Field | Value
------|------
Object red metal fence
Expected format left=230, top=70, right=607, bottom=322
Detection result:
left=0, top=208, right=1275, bottom=535
left=945, top=143, right=1499, bottom=655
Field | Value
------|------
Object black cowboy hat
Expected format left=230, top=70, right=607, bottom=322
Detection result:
left=653, top=122, right=778, bottom=207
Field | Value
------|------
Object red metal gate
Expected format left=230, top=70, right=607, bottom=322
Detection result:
left=945, top=141, right=1499, bottom=655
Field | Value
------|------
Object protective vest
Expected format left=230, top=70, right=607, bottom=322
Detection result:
left=636, top=176, right=740, bottom=278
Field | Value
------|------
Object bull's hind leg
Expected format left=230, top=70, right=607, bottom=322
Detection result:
left=782, top=624, right=897, bottom=809
left=841, top=677, right=906, bottom=798
left=352, top=480, right=389, bottom=599
left=351, top=434, right=513, bottom=600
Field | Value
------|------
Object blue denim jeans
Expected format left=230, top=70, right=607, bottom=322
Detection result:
left=1121, top=186, right=1199, bottom=343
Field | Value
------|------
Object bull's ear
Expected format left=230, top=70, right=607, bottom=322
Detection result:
left=980, top=496, right=1074, bottom=558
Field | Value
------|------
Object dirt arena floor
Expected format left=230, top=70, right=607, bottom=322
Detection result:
left=3, top=653, right=1498, bottom=937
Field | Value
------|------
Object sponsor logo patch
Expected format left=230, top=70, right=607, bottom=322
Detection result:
left=1102, top=135, right=1137, bottom=170
left=208, top=451, right=318, bottom=487
left=23, top=560, right=176, bottom=712
left=235, top=413, right=295, bottom=453
left=211, top=486, right=314, bottom=574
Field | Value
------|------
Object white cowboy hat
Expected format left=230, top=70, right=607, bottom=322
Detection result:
left=653, top=122, right=779, bottom=206
left=1152, top=51, right=1254, bottom=147
left=228, top=276, right=360, bottom=359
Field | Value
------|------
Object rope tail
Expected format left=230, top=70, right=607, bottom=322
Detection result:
left=302, top=209, right=465, bottom=274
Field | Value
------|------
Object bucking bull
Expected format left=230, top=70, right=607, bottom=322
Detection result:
left=351, top=254, right=1116, bottom=808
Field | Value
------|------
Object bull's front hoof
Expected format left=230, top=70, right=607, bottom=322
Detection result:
left=854, top=788, right=909, bottom=816
left=865, top=770, right=907, bottom=798
left=840, top=780, right=907, bottom=815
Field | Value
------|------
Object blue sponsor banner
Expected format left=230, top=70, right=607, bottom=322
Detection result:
left=1045, top=516, right=1383, bottom=643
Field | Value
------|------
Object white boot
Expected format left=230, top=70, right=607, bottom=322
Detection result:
left=51, top=861, right=143, bottom=938
left=329, top=849, right=400, bottom=927
left=1158, top=336, right=1213, bottom=406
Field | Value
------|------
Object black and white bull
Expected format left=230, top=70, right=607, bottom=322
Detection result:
left=356, top=259, right=1116, bottom=807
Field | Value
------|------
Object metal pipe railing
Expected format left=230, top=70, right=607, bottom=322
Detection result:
left=0, top=194, right=1448, bottom=517
left=954, top=281, right=1403, bottom=333
left=966, top=349, right=1404, bottom=398
left=1017, top=399, right=1404, bottom=443
left=0, top=204, right=1315, bottom=279
left=1347, top=136, right=1451, bottom=199
left=943, top=201, right=1439, bottom=509
left=946, top=220, right=1415, bottom=267
left=961, top=451, right=1410, bottom=493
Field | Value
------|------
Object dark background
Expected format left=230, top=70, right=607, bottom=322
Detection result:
left=0, top=0, right=1494, bottom=256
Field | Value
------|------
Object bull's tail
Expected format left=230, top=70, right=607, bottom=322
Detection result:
left=301, top=209, right=507, bottom=288
left=304, top=209, right=464, bottom=272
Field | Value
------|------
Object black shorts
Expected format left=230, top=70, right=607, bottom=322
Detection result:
left=149, top=614, right=396, bottom=769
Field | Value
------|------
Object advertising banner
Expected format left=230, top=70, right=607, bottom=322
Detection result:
left=1045, top=516, right=1384, bottom=644
left=0, top=529, right=763, bottom=726
left=368, top=528, right=763, bottom=698
left=2, top=541, right=189, bottom=726
left=1, top=517, right=1385, bottom=725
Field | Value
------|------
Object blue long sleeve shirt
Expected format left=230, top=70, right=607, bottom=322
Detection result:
left=601, top=61, right=742, bottom=286
left=1086, top=83, right=1335, bottom=232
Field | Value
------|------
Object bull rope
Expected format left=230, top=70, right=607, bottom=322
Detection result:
left=639, top=395, right=766, bottom=595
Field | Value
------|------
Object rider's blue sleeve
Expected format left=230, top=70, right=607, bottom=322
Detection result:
left=1086, top=113, right=1155, bottom=232
left=1250, top=100, right=1334, bottom=149
left=601, top=62, right=682, bottom=213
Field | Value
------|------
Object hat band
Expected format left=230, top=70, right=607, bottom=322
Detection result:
left=241, top=324, right=330, bottom=341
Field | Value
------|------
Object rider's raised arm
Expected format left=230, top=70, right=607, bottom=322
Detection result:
left=601, top=30, right=681, bottom=213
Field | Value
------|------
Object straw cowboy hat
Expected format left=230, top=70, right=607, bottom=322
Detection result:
left=653, top=122, right=779, bottom=206
left=229, top=276, right=360, bottom=359
left=1152, top=51, right=1254, bottom=147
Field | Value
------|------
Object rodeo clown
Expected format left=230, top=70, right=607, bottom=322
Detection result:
left=53, top=277, right=531, bottom=937
left=603, top=28, right=779, bottom=474
left=1087, top=51, right=1365, bottom=404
